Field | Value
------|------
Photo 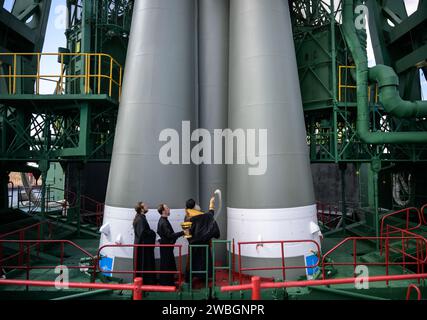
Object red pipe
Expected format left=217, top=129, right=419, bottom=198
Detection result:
left=0, top=278, right=176, bottom=298
left=221, top=273, right=427, bottom=299
left=251, top=277, right=261, bottom=300
left=133, top=277, right=143, bottom=300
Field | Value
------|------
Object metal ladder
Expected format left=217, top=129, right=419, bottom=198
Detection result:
left=189, top=240, right=234, bottom=299
left=189, top=244, right=210, bottom=299
left=211, top=240, right=233, bottom=298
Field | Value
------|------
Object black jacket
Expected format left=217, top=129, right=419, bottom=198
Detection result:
left=134, top=214, right=156, bottom=244
left=157, top=216, right=184, bottom=244
left=188, top=210, right=220, bottom=244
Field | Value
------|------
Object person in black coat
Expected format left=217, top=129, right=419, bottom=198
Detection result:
left=133, top=202, right=157, bottom=284
left=157, top=204, right=184, bottom=286
left=185, top=197, right=220, bottom=283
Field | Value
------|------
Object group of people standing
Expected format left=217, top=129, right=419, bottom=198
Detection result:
left=132, top=197, right=220, bottom=286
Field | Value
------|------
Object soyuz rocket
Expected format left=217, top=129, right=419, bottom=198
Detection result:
left=99, top=0, right=321, bottom=279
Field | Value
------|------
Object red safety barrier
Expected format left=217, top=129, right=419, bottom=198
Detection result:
left=322, top=236, right=427, bottom=284
left=237, top=240, right=321, bottom=284
left=80, top=195, right=105, bottom=227
left=380, top=207, right=422, bottom=244
left=221, top=273, right=427, bottom=300
left=384, top=225, right=426, bottom=275
left=0, top=222, right=54, bottom=266
left=0, top=277, right=176, bottom=300
left=0, top=240, right=97, bottom=288
left=98, top=244, right=183, bottom=286
left=421, top=204, right=427, bottom=226
left=317, top=202, right=340, bottom=229
left=406, top=284, right=422, bottom=301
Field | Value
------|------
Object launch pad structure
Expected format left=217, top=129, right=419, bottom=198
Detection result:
left=0, top=0, right=427, bottom=301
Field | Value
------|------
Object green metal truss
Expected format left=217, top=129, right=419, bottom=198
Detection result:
left=292, top=0, right=427, bottom=164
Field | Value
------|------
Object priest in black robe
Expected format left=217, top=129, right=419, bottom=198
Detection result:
left=157, top=204, right=185, bottom=286
left=185, top=197, right=220, bottom=283
left=133, top=202, right=157, bottom=285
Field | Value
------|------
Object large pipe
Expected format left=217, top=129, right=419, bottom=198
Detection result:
left=342, top=0, right=427, bottom=144
left=100, top=0, right=196, bottom=277
left=198, top=0, right=229, bottom=258
left=369, top=65, right=427, bottom=118
left=227, top=0, right=321, bottom=279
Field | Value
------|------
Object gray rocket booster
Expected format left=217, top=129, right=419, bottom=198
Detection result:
left=99, top=0, right=197, bottom=271
left=227, top=0, right=321, bottom=278
left=198, top=0, right=229, bottom=258
left=100, top=0, right=321, bottom=279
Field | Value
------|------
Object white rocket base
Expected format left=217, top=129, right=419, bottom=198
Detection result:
left=227, top=204, right=321, bottom=259
left=99, top=205, right=188, bottom=260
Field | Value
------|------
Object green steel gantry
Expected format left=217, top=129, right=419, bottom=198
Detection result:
left=0, top=1, right=133, bottom=230
left=291, top=0, right=427, bottom=234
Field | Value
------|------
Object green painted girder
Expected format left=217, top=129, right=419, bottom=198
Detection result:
left=389, top=4, right=427, bottom=44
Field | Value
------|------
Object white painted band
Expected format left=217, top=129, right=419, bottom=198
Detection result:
left=99, top=205, right=188, bottom=259
left=227, top=205, right=321, bottom=258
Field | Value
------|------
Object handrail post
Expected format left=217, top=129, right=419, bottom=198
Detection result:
left=109, top=57, right=113, bottom=97
left=13, top=54, right=17, bottom=94
left=385, top=237, right=389, bottom=285
left=26, top=243, right=30, bottom=291
left=232, top=239, right=235, bottom=283
left=98, top=54, right=102, bottom=94
left=238, top=243, right=242, bottom=284
left=251, top=276, right=261, bottom=300
left=353, top=239, right=357, bottom=277
left=281, top=242, right=286, bottom=281
left=178, top=246, right=182, bottom=289
left=36, top=53, right=41, bottom=94
left=133, top=277, right=143, bottom=300
left=406, top=284, right=422, bottom=300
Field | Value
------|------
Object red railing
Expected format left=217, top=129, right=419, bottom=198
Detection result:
left=0, top=277, right=176, bottom=300
left=237, top=240, right=321, bottom=284
left=98, top=244, right=183, bottom=286
left=317, top=202, right=340, bottom=229
left=0, top=221, right=54, bottom=266
left=406, top=284, right=422, bottom=300
left=380, top=207, right=422, bottom=239
left=46, top=186, right=78, bottom=212
left=383, top=225, right=427, bottom=275
left=81, top=195, right=104, bottom=227
left=322, top=236, right=427, bottom=284
left=221, top=274, right=427, bottom=300
left=421, top=204, right=427, bottom=225
left=0, top=240, right=97, bottom=289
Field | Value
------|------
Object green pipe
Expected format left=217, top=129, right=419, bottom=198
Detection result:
left=342, top=0, right=427, bottom=144
left=369, top=65, right=427, bottom=118
left=51, top=289, right=113, bottom=301
left=308, top=286, right=389, bottom=300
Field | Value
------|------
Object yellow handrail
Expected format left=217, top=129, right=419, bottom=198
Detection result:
left=0, top=52, right=123, bottom=100
left=338, top=65, right=378, bottom=103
